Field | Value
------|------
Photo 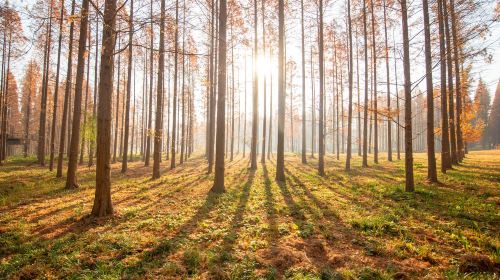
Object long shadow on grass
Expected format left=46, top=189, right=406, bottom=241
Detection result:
left=122, top=167, right=253, bottom=276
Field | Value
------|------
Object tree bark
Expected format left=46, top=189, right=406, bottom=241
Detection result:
left=401, top=0, right=414, bottom=191
left=153, top=0, right=166, bottom=179
left=423, top=0, right=438, bottom=182
left=92, top=0, right=116, bottom=218
left=211, top=0, right=227, bottom=193
left=57, top=0, right=76, bottom=178
left=121, top=0, right=134, bottom=173
left=346, top=0, right=353, bottom=170
left=49, top=0, right=65, bottom=171
left=276, top=0, right=285, bottom=182
left=66, top=0, right=90, bottom=189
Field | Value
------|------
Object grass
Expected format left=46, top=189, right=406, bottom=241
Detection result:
left=0, top=150, right=499, bottom=279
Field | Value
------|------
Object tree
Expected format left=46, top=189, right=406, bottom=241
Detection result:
left=36, top=1, right=53, bottom=166
left=21, top=61, right=40, bottom=157
left=122, top=0, right=134, bottom=173
left=401, top=0, right=414, bottom=191
left=422, top=0, right=438, bottom=182
left=57, top=0, right=76, bottom=178
left=260, top=0, right=267, bottom=164
left=382, top=0, right=392, bottom=162
left=153, top=0, right=167, bottom=179
left=212, top=0, right=227, bottom=193
left=437, top=0, right=451, bottom=172
left=362, top=0, right=369, bottom=167
left=300, top=0, right=307, bottom=164
left=473, top=78, right=490, bottom=147
left=250, top=0, right=258, bottom=170
left=49, top=0, right=65, bottom=171
left=276, top=0, right=285, bottom=182
left=345, top=0, right=353, bottom=170
left=66, top=0, right=90, bottom=189
left=170, top=0, right=179, bottom=170
left=92, top=0, right=117, bottom=217
left=486, top=80, right=500, bottom=147
left=318, top=0, right=325, bottom=176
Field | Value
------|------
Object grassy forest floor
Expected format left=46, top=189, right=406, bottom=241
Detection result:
left=0, top=150, right=499, bottom=279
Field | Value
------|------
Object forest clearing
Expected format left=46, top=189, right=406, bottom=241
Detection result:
left=1, top=151, right=499, bottom=279
left=0, top=0, right=499, bottom=278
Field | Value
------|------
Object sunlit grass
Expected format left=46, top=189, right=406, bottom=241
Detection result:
left=0, top=151, right=498, bottom=279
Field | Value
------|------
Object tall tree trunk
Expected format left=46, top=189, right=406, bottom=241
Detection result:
left=170, top=0, right=179, bottom=170
left=276, top=0, right=285, bottom=181
left=57, top=0, right=76, bottom=177
left=401, top=0, right=414, bottom=191
left=113, top=28, right=121, bottom=163
left=450, top=0, right=463, bottom=161
left=153, top=0, right=166, bottom=179
left=362, top=0, right=369, bottom=167
left=383, top=0, right=392, bottom=162
left=250, top=0, right=258, bottom=170
left=24, top=63, right=33, bottom=158
left=38, top=2, right=53, bottom=166
left=443, top=0, right=458, bottom=164
left=180, top=0, right=186, bottom=165
left=66, top=0, right=90, bottom=189
left=145, top=0, right=154, bottom=166
left=260, top=0, right=267, bottom=163
left=121, top=0, right=134, bottom=173
left=268, top=51, right=273, bottom=159
left=211, top=0, right=227, bottom=193
left=89, top=9, right=99, bottom=167
left=438, top=0, right=451, bottom=172
left=92, top=0, right=116, bottom=217
left=346, top=0, right=353, bottom=170
left=370, top=0, right=378, bottom=164
left=318, top=0, right=325, bottom=176
left=423, top=0, right=438, bottom=182
left=80, top=28, right=91, bottom=165
left=49, top=0, right=65, bottom=171
left=394, top=34, right=401, bottom=160
left=301, top=0, right=307, bottom=164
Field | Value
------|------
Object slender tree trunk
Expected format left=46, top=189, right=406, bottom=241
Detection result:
left=113, top=28, right=121, bottom=163
left=38, top=3, right=53, bottom=166
left=170, top=0, right=179, bottom=170
left=438, top=0, right=451, bottom=172
left=362, top=0, right=369, bottom=167
left=153, top=0, right=166, bottom=179
left=318, top=0, right=325, bottom=176
left=57, top=0, right=76, bottom=177
left=383, top=0, right=392, bottom=162
left=276, top=0, right=285, bottom=181
left=443, top=1, right=458, bottom=164
left=24, top=64, right=33, bottom=158
left=301, top=0, right=307, bottom=164
left=89, top=10, right=99, bottom=167
left=268, top=53, right=273, bottom=159
left=145, top=0, right=154, bottom=166
left=423, top=0, right=438, bottom=182
left=260, top=1, right=267, bottom=164
left=80, top=29, right=91, bottom=165
left=66, top=0, right=90, bottom=189
left=211, top=0, right=227, bottom=193
left=370, top=0, right=378, bottom=164
left=401, top=0, right=414, bottom=191
left=450, top=0, right=463, bottom=161
left=49, top=0, right=65, bottom=171
left=346, top=0, right=353, bottom=170
left=121, top=0, right=133, bottom=173
left=180, top=0, right=186, bottom=165
left=250, top=0, right=259, bottom=170
left=92, top=0, right=116, bottom=217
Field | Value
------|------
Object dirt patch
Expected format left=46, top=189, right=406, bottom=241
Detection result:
left=458, top=254, right=500, bottom=274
